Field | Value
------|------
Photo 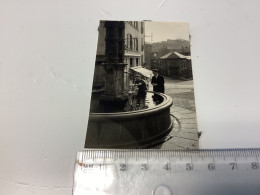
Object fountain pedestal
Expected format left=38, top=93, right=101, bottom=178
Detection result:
left=100, top=63, right=127, bottom=102
left=100, top=21, right=127, bottom=102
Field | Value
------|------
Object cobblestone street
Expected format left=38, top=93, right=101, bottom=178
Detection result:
left=152, top=77, right=199, bottom=149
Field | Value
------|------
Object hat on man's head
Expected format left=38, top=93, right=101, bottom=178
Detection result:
left=135, top=75, right=141, bottom=78
left=152, top=69, right=158, bottom=73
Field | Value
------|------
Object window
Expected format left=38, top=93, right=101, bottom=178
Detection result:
left=130, top=35, right=133, bottom=49
left=141, top=22, right=144, bottom=34
left=126, top=34, right=129, bottom=48
left=131, top=21, right=138, bottom=29
left=133, top=22, right=136, bottom=28
left=130, top=58, right=133, bottom=67
left=136, top=58, right=139, bottom=66
left=136, top=38, right=138, bottom=51
left=141, top=38, right=143, bottom=51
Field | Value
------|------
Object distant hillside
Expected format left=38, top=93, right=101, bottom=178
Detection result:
left=166, top=39, right=190, bottom=50
left=152, top=39, right=190, bottom=52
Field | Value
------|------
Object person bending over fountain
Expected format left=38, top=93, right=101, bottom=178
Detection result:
left=134, top=75, right=147, bottom=109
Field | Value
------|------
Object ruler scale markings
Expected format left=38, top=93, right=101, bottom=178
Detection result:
left=235, top=156, right=237, bottom=169
left=169, top=155, right=171, bottom=169
left=200, top=151, right=204, bottom=161
left=146, top=153, right=148, bottom=170
left=74, top=149, right=260, bottom=195
left=82, top=151, right=85, bottom=169
left=91, top=150, right=94, bottom=162
left=125, top=153, right=127, bottom=170
left=191, top=156, right=193, bottom=170
left=256, top=155, right=259, bottom=169
left=245, top=149, right=248, bottom=160
left=213, top=156, right=216, bottom=170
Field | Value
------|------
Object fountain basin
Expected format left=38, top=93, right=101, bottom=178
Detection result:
left=85, top=91, right=173, bottom=148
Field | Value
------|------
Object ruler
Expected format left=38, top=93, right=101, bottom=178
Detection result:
left=73, top=149, right=260, bottom=195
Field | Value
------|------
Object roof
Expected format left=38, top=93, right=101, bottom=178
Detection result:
left=160, top=52, right=191, bottom=60
left=130, top=66, right=153, bottom=78
left=174, top=52, right=191, bottom=60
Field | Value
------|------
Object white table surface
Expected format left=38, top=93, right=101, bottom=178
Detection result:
left=1, top=0, right=260, bottom=194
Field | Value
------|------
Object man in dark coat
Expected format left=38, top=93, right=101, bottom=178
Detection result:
left=151, top=69, right=165, bottom=93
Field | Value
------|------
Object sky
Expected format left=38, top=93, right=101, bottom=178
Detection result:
left=144, top=22, right=190, bottom=43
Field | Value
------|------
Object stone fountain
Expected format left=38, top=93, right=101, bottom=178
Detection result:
left=85, top=21, right=173, bottom=148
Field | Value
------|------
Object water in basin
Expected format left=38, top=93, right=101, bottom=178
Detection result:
left=89, top=91, right=163, bottom=113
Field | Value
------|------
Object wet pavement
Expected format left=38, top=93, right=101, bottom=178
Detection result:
left=151, top=77, right=199, bottom=149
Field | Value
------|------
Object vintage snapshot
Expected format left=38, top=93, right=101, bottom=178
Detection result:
left=85, top=21, right=198, bottom=149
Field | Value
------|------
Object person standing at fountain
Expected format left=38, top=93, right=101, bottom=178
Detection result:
left=151, top=69, right=165, bottom=93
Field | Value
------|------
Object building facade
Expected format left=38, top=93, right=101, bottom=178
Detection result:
left=92, top=21, right=145, bottom=90
left=150, top=49, right=169, bottom=70
left=150, top=51, right=159, bottom=70
left=144, top=43, right=152, bottom=69
left=124, top=21, right=145, bottom=87
left=158, top=52, right=193, bottom=79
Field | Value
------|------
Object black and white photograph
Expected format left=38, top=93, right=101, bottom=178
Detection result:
left=85, top=20, right=198, bottom=149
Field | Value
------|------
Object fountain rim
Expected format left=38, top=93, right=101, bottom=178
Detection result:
left=89, top=91, right=173, bottom=119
